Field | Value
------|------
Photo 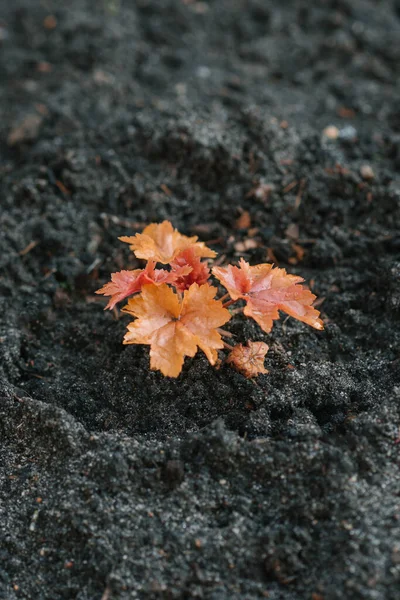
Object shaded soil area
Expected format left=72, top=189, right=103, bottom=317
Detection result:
left=1, top=1, right=400, bottom=598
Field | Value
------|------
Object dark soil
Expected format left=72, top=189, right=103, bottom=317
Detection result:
left=1, top=1, right=400, bottom=598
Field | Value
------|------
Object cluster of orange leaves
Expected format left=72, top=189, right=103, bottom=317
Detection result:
left=96, top=221, right=323, bottom=378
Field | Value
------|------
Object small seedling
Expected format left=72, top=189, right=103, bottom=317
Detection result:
left=97, top=221, right=323, bottom=377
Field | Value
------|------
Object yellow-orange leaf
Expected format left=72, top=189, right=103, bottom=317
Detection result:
left=119, top=220, right=216, bottom=264
left=122, top=283, right=231, bottom=377
left=227, top=341, right=269, bottom=378
left=213, top=258, right=324, bottom=333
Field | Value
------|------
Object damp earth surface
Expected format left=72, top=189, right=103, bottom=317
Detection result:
left=1, top=1, right=400, bottom=598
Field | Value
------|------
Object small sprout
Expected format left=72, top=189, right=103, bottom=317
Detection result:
left=227, top=341, right=269, bottom=379
left=96, top=221, right=324, bottom=377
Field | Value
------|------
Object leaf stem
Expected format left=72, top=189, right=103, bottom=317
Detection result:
left=218, top=292, right=230, bottom=303
left=223, top=341, right=235, bottom=351
left=223, top=299, right=238, bottom=309
left=217, top=328, right=235, bottom=338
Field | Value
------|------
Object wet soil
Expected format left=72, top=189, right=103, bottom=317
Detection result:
left=1, top=1, right=400, bottom=598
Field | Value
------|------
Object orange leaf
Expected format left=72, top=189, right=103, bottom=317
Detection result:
left=119, top=220, right=216, bottom=264
left=122, top=283, right=231, bottom=377
left=95, top=261, right=176, bottom=310
left=227, top=341, right=269, bottom=378
left=213, top=258, right=324, bottom=333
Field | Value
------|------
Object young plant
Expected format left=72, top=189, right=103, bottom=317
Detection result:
left=96, top=221, right=323, bottom=377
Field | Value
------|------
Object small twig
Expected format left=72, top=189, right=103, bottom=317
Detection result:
left=295, top=178, right=306, bottom=209
left=19, top=240, right=38, bottom=256
left=266, top=247, right=279, bottom=265
left=55, top=180, right=71, bottom=195
left=42, top=268, right=57, bottom=280
left=282, top=180, right=298, bottom=194
left=213, top=254, right=227, bottom=266
left=313, top=296, right=325, bottom=308
left=205, top=237, right=224, bottom=245
left=101, top=587, right=111, bottom=600
left=13, top=394, right=25, bottom=403
left=160, top=183, right=173, bottom=197
left=250, top=379, right=261, bottom=388
left=297, top=238, right=317, bottom=244
left=86, top=257, right=102, bottom=274
left=100, top=213, right=146, bottom=230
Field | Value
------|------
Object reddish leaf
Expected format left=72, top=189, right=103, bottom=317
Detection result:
left=96, top=261, right=176, bottom=310
left=170, top=248, right=210, bottom=292
left=213, top=258, right=323, bottom=333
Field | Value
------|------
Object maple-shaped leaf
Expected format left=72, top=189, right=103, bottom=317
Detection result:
left=227, top=341, right=269, bottom=378
left=213, top=258, right=324, bottom=333
left=170, top=247, right=210, bottom=292
left=95, top=261, right=184, bottom=310
left=119, top=220, right=216, bottom=264
left=122, top=283, right=231, bottom=377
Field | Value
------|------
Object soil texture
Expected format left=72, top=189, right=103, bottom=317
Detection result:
left=1, top=1, right=400, bottom=599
